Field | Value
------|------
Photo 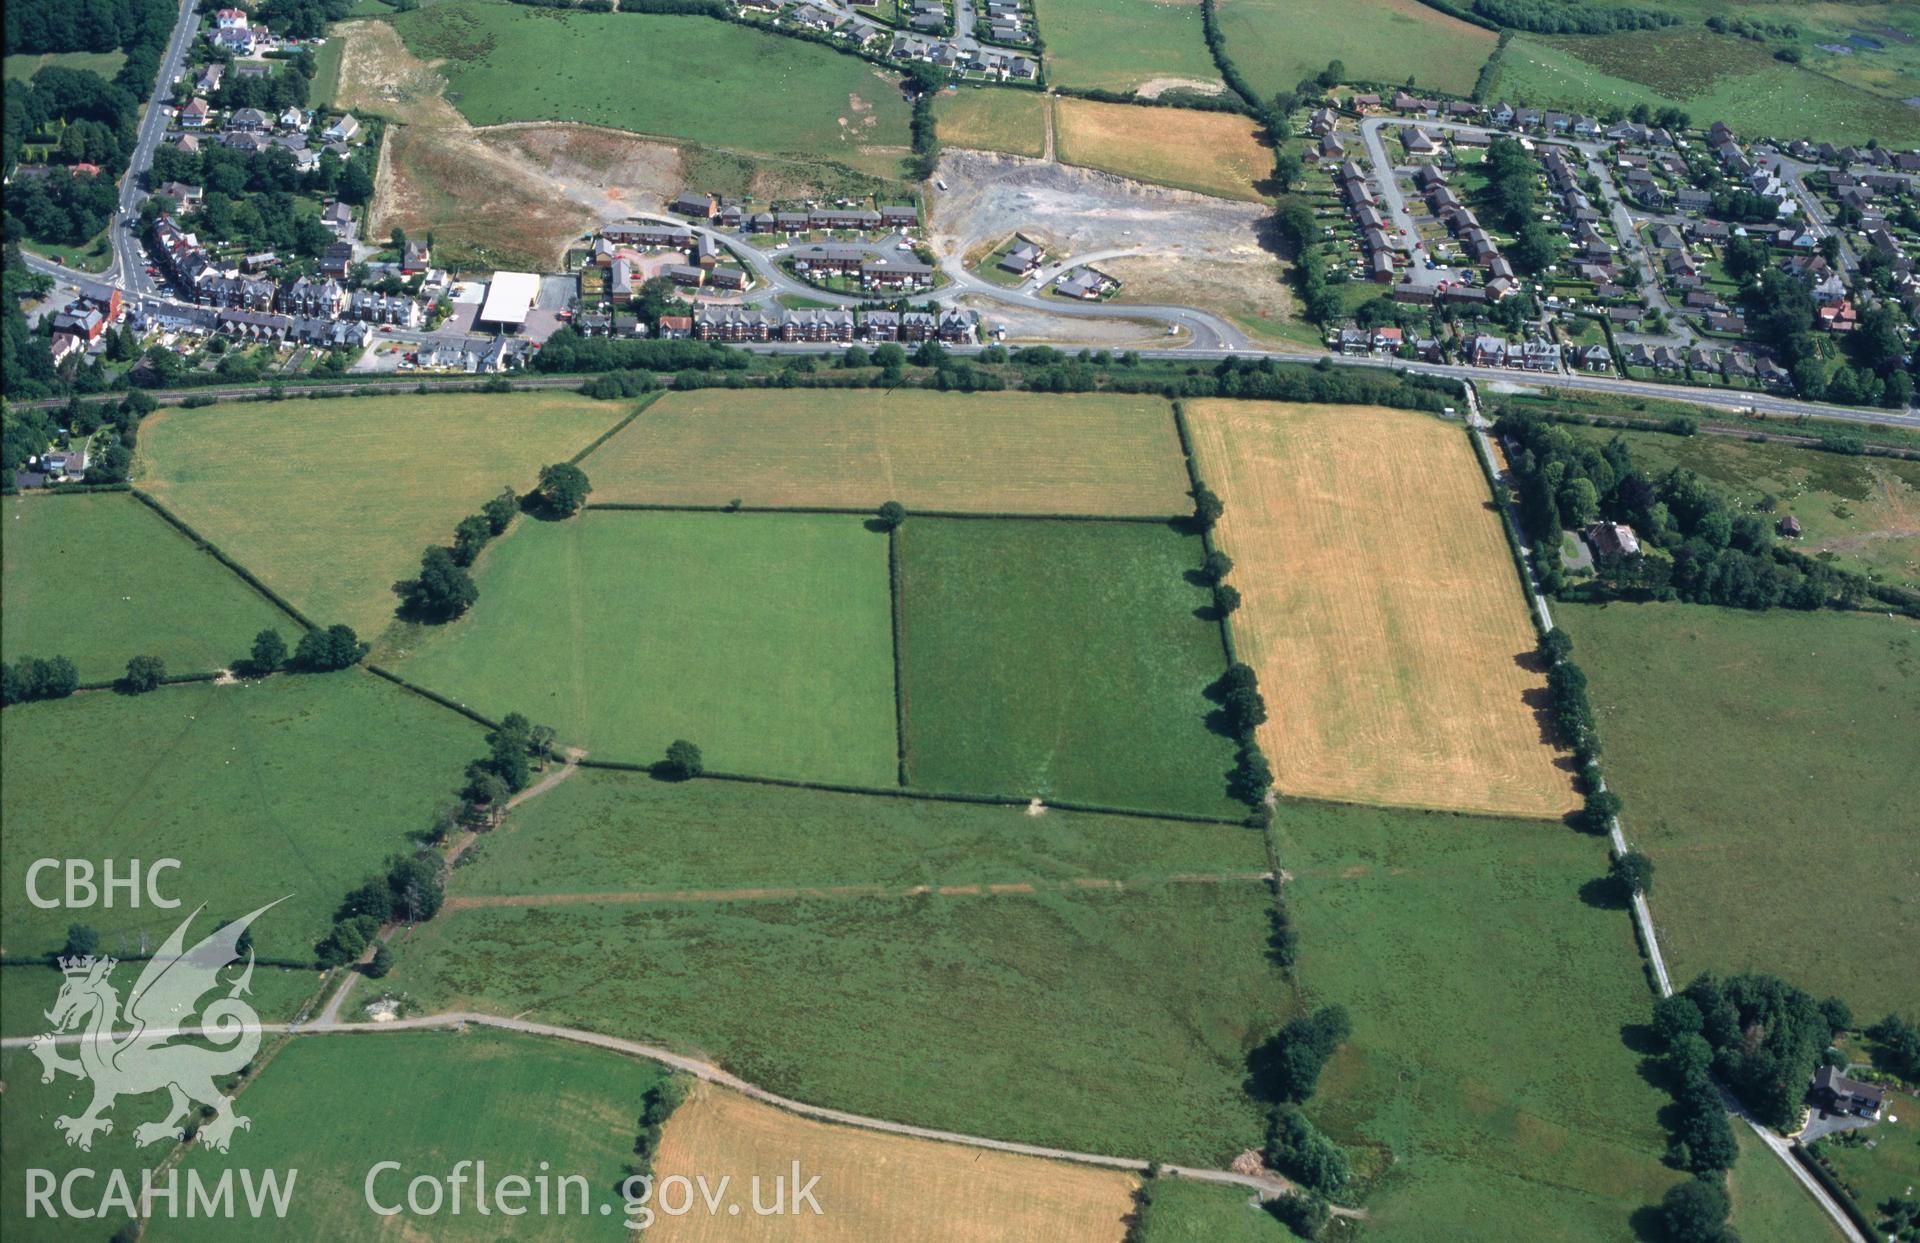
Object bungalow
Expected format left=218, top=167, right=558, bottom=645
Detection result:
left=1402, top=128, right=1438, bottom=157
left=1350, top=93, right=1381, bottom=112
left=1054, top=267, right=1116, bottom=300
left=1579, top=343, right=1612, bottom=372
left=1706, top=313, right=1747, bottom=335
left=228, top=107, right=270, bottom=132
left=1650, top=224, right=1685, bottom=250
left=179, top=98, right=211, bottom=128
left=322, top=114, right=360, bottom=143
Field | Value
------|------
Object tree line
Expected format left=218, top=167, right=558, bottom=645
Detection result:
left=1469, top=0, right=1679, bottom=35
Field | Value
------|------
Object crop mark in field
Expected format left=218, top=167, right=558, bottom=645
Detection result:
left=443, top=872, right=1271, bottom=909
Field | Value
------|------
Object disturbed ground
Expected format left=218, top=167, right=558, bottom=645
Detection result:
left=929, top=150, right=1292, bottom=341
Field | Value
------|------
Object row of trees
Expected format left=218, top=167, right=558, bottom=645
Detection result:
left=1471, top=0, right=1678, bottom=35
left=2, top=654, right=81, bottom=704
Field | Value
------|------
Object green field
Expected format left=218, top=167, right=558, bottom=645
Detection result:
left=1038, top=0, right=1222, bottom=94
left=0, top=963, right=326, bottom=1037
left=1729, top=1125, right=1849, bottom=1243
left=392, top=1, right=909, bottom=153
left=308, top=31, right=346, bottom=111
left=1556, top=601, right=1918, bottom=1017
left=2, top=50, right=127, bottom=83
left=1140, top=1177, right=1296, bottom=1241
left=0, top=673, right=480, bottom=962
left=455, top=766, right=1266, bottom=897
left=935, top=86, right=1048, bottom=157
left=150, top=1029, right=667, bottom=1241
left=1564, top=426, right=1920, bottom=587
left=3, top=493, right=290, bottom=682
left=1811, top=1090, right=1920, bottom=1240
left=137, top=393, right=624, bottom=638
left=896, top=518, right=1242, bottom=817
left=394, top=511, right=898, bottom=784
left=0, top=1046, right=159, bottom=1243
left=385, top=883, right=1286, bottom=1165
left=1495, top=28, right=1920, bottom=145
left=1218, top=0, right=1496, bottom=100
left=1278, top=804, right=1681, bottom=1240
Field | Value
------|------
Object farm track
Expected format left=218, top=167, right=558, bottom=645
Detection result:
left=444, top=870, right=1273, bottom=909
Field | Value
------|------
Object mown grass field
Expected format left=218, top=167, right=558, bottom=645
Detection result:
left=1053, top=97, right=1270, bottom=202
left=934, top=86, right=1048, bottom=157
left=392, top=1, right=909, bottom=153
left=650, top=1082, right=1138, bottom=1242
left=1217, top=0, right=1495, bottom=100
left=1564, top=425, right=1920, bottom=586
left=583, top=389, right=1192, bottom=516
left=1277, top=803, right=1680, bottom=1240
left=897, top=518, right=1242, bottom=817
left=1186, top=401, right=1577, bottom=820
left=0, top=674, right=480, bottom=962
left=2, top=50, right=127, bottom=83
left=1038, top=0, right=1221, bottom=94
left=1811, top=1090, right=1920, bottom=1239
left=1496, top=28, right=1920, bottom=145
left=1730, top=1125, right=1849, bottom=1243
left=383, top=881, right=1288, bottom=1165
left=136, top=393, right=623, bottom=637
left=1140, top=1178, right=1296, bottom=1241
left=451, top=767, right=1267, bottom=899
left=394, top=511, right=898, bottom=784
left=2, top=493, right=289, bottom=681
left=1556, top=601, right=1918, bottom=1017
left=149, top=1029, right=668, bottom=1241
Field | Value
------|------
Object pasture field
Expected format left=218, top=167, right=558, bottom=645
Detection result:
left=0, top=674, right=480, bottom=962
left=1563, top=425, right=1920, bottom=586
left=451, top=767, right=1267, bottom=899
left=1730, top=1126, right=1850, bottom=1243
left=1277, top=803, right=1680, bottom=1240
left=1038, top=0, right=1221, bottom=95
left=1185, top=401, right=1577, bottom=819
left=1216, top=0, right=1495, bottom=100
left=0, top=963, right=326, bottom=1036
left=1052, top=98, right=1269, bottom=202
left=384, top=883, right=1289, bottom=1165
left=583, top=389, right=1192, bottom=516
left=2, top=493, right=289, bottom=681
left=392, top=1, right=909, bottom=153
left=1495, top=30, right=1920, bottom=145
left=393, top=511, right=897, bottom=784
left=307, top=30, right=345, bottom=110
left=934, top=86, right=1048, bottom=157
left=1555, top=601, right=1919, bottom=1017
left=1139, top=1178, right=1295, bottom=1241
left=2, top=50, right=127, bottom=83
left=0, top=1046, right=158, bottom=1242
left=136, top=393, right=623, bottom=637
left=896, top=518, right=1243, bottom=817
left=649, top=1082, right=1138, bottom=1242
left=149, top=1029, right=668, bottom=1241
left=1810, top=1091, right=1920, bottom=1238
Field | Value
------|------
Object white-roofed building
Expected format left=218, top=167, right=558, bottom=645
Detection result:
left=477, top=271, right=540, bottom=332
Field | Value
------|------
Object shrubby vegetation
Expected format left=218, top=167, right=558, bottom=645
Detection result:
left=1251, top=1006, right=1351, bottom=1103
left=1497, top=410, right=1899, bottom=612
left=1470, top=0, right=1678, bottom=35
left=1264, top=1108, right=1349, bottom=1197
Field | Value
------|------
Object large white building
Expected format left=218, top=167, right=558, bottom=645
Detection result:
left=476, top=271, right=539, bottom=333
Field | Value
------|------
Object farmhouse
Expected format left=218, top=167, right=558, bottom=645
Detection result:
left=1586, top=522, right=1641, bottom=558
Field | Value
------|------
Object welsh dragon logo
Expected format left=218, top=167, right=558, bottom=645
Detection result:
left=28, top=901, right=281, bottom=1154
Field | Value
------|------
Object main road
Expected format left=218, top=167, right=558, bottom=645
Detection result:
left=110, top=0, right=205, bottom=298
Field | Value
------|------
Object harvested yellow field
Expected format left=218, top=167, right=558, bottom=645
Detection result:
left=647, top=1082, right=1137, bottom=1242
left=584, top=390, right=1193, bottom=516
left=1053, top=98, right=1269, bottom=201
left=1186, top=401, right=1577, bottom=819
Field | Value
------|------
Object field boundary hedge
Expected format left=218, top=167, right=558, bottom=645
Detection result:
left=570, top=759, right=1247, bottom=826
left=886, top=525, right=909, bottom=787
left=127, top=488, right=317, bottom=631
left=568, top=391, right=663, bottom=466
left=1791, top=1144, right=1880, bottom=1239
left=583, top=501, right=1180, bottom=524
left=1170, top=401, right=1238, bottom=667
left=363, top=664, right=502, bottom=733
